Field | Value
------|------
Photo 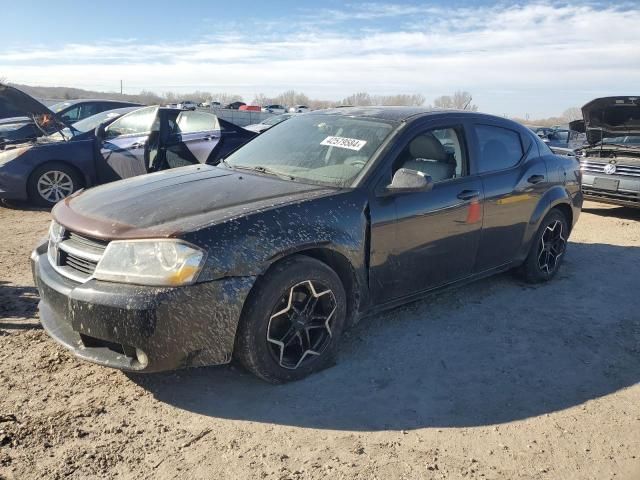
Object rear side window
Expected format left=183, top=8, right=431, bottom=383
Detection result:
left=474, top=124, right=523, bottom=173
left=175, top=111, right=220, bottom=134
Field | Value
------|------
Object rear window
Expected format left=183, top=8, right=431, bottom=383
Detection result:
left=474, top=124, right=524, bottom=173
left=175, top=111, right=220, bottom=133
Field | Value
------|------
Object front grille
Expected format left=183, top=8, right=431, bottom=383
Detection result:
left=583, top=186, right=640, bottom=204
left=581, top=160, right=640, bottom=177
left=49, top=228, right=109, bottom=282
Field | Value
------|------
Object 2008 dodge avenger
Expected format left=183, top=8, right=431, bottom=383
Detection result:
left=32, top=107, right=583, bottom=383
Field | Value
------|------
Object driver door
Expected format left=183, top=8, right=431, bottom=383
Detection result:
left=369, top=120, right=484, bottom=303
left=96, top=106, right=158, bottom=182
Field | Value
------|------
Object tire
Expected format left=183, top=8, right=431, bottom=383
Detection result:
left=27, top=162, right=83, bottom=208
left=235, top=255, right=347, bottom=383
left=518, top=209, right=569, bottom=283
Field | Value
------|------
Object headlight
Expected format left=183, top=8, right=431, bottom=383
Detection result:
left=0, top=146, right=31, bottom=166
left=94, top=240, right=206, bottom=286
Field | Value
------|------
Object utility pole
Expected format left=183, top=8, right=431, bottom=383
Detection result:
left=120, top=80, right=123, bottom=95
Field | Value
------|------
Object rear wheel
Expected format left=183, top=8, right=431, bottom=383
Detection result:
left=235, top=255, right=347, bottom=383
left=519, top=209, right=568, bottom=283
left=28, top=163, right=83, bottom=207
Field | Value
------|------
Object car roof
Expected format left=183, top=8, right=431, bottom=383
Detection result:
left=54, top=99, right=142, bottom=106
left=308, top=106, right=511, bottom=124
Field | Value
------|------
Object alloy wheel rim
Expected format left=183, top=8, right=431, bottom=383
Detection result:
left=537, top=220, right=566, bottom=274
left=267, top=280, right=337, bottom=370
left=37, top=171, right=73, bottom=203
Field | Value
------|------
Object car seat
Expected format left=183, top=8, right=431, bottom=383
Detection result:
left=401, top=133, right=456, bottom=182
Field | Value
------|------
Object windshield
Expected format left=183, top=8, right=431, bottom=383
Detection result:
left=225, top=114, right=396, bottom=187
left=71, top=108, right=130, bottom=133
left=49, top=101, right=73, bottom=113
left=601, top=135, right=640, bottom=145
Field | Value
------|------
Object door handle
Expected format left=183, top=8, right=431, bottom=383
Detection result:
left=527, top=174, right=545, bottom=184
left=457, top=189, right=480, bottom=201
left=130, top=142, right=144, bottom=149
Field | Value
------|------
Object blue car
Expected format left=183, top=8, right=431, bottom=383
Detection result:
left=0, top=90, right=257, bottom=206
left=0, top=84, right=142, bottom=148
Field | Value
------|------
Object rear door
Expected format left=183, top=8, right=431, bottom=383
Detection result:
left=470, top=121, right=548, bottom=272
left=96, top=106, right=158, bottom=182
left=163, top=111, right=221, bottom=168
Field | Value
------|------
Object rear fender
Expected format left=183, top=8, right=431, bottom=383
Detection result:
left=515, top=185, right=572, bottom=262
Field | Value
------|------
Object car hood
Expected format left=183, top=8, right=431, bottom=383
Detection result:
left=0, top=84, right=68, bottom=134
left=52, top=165, right=339, bottom=240
left=580, top=96, right=640, bottom=145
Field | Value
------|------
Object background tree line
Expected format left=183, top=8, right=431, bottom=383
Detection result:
left=3, top=80, right=582, bottom=126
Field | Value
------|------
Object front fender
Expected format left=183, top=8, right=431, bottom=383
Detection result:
left=184, top=190, right=369, bottom=282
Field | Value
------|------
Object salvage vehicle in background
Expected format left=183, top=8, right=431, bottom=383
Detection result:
left=0, top=99, right=257, bottom=206
left=0, top=84, right=141, bottom=148
left=262, top=104, right=287, bottom=114
left=289, top=105, right=309, bottom=113
left=529, top=126, right=585, bottom=151
left=49, top=98, right=143, bottom=124
left=576, top=96, right=640, bottom=208
left=32, top=106, right=582, bottom=383
left=244, top=113, right=294, bottom=133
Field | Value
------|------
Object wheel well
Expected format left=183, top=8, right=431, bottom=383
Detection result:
left=552, top=202, right=573, bottom=231
left=28, top=160, right=87, bottom=190
left=262, top=248, right=361, bottom=326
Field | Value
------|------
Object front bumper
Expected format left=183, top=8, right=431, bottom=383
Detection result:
left=582, top=172, right=640, bottom=208
left=31, top=242, right=255, bottom=372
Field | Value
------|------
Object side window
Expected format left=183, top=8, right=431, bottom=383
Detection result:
left=77, top=103, right=100, bottom=121
left=174, top=111, right=220, bottom=134
left=105, top=107, right=157, bottom=138
left=474, top=124, right=523, bottom=173
left=60, top=106, right=81, bottom=123
left=393, top=126, right=466, bottom=183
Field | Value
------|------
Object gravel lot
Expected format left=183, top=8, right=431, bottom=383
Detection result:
left=0, top=200, right=639, bottom=480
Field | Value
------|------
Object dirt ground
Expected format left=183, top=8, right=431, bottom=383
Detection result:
left=0, top=200, right=638, bottom=480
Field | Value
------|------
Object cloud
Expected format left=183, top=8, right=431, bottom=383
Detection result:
left=1, top=2, right=639, bottom=116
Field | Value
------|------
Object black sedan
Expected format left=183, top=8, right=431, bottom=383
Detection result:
left=32, top=107, right=582, bottom=383
left=0, top=105, right=257, bottom=206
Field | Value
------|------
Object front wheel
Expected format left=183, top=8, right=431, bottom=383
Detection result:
left=519, top=209, right=569, bottom=283
left=235, top=256, right=347, bottom=383
left=27, top=163, right=83, bottom=207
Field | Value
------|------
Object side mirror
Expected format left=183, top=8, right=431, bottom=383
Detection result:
left=385, top=168, right=433, bottom=194
left=94, top=124, right=106, bottom=140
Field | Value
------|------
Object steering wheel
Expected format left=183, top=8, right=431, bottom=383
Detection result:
left=344, top=156, right=367, bottom=167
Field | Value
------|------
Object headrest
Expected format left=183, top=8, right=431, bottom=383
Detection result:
left=409, top=134, right=448, bottom=162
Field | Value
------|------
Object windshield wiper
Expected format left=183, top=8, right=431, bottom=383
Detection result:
left=227, top=164, right=295, bottom=180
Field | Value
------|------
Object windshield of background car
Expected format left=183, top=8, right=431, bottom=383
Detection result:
left=602, top=135, right=640, bottom=145
left=71, top=109, right=130, bottom=133
left=49, top=101, right=72, bottom=113
left=224, top=114, right=396, bottom=187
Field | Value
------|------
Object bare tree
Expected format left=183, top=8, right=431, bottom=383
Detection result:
left=562, top=107, right=582, bottom=122
left=341, top=92, right=373, bottom=106
left=433, top=91, right=478, bottom=111
left=252, top=93, right=271, bottom=106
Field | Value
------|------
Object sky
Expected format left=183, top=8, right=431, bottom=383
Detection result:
left=1, top=0, right=638, bottom=118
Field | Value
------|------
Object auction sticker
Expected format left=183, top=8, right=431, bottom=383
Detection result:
left=320, top=136, right=367, bottom=151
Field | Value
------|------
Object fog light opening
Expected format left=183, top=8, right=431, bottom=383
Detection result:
left=135, top=348, right=149, bottom=367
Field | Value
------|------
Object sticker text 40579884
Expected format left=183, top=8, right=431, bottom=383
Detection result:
left=320, top=136, right=367, bottom=151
